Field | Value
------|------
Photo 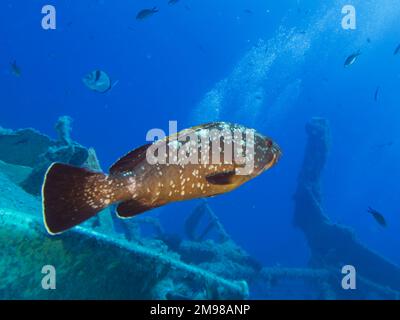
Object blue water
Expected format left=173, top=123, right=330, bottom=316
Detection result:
left=1, top=0, right=400, bottom=299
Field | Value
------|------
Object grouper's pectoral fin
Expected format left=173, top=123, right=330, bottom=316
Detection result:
left=205, top=170, right=242, bottom=185
left=116, top=199, right=162, bottom=218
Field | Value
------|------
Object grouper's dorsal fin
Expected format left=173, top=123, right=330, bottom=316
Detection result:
left=109, top=143, right=151, bottom=174
left=116, top=199, right=162, bottom=218
left=206, top=170, right=239, bottom=185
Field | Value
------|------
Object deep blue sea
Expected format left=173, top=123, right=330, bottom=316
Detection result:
left=0, top=0, right=399, bottom=300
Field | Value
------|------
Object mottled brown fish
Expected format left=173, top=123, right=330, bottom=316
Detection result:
left=136, top=7, right=159, bottom=20
left=42, top=122, right=281, bottom=235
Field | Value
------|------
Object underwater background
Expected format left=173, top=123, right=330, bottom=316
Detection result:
left=0, top=0, right=400, bottom=299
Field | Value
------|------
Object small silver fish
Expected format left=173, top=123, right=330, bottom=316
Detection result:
left=136, top=7, right=159, bottom=20
left=82, top=70, right=112, bottom=93
left=344, top=51, right=361, bottom=67
left=367, top=207, right=387, bottom=227
left=10, top=60, right=21, bottom=77
left=374, top=86, right=380, bottom=102
left=394, top=44, right=400, bottom=55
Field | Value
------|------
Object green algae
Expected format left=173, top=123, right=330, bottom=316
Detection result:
left=0, top=209, right=248, bottom=300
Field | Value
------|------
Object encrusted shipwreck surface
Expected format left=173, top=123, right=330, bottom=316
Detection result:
left=0, top=209, right=248, bottom=299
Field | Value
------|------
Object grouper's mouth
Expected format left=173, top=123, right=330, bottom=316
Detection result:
left=272, top=143, right=282, bottom=163
left=264, top=143, right=282, bottom=171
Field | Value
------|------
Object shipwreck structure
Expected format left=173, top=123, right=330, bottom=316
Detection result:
left=292, top=117, right=400, bottom=299
left=0, top=117, right=399, bottom=299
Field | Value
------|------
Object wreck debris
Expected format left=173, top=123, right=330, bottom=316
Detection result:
left=20, top=116, right=89, bottom=195
left=0, top=208, right=248, bottom=300
left=293, top=117, right=400, bottom=298
left=0, top=128, right=52, bottom=167
left=0, top=117, right=116, bottom=233
left=185, top=199, right=230, bottom=243
left=55, top=115, right=73, bottom=145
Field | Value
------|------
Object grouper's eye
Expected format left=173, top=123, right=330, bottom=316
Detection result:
left=266, top=140, right=273, bottom=148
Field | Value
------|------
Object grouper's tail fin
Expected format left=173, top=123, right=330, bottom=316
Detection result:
left=42, top=163, right=112, bottom=235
